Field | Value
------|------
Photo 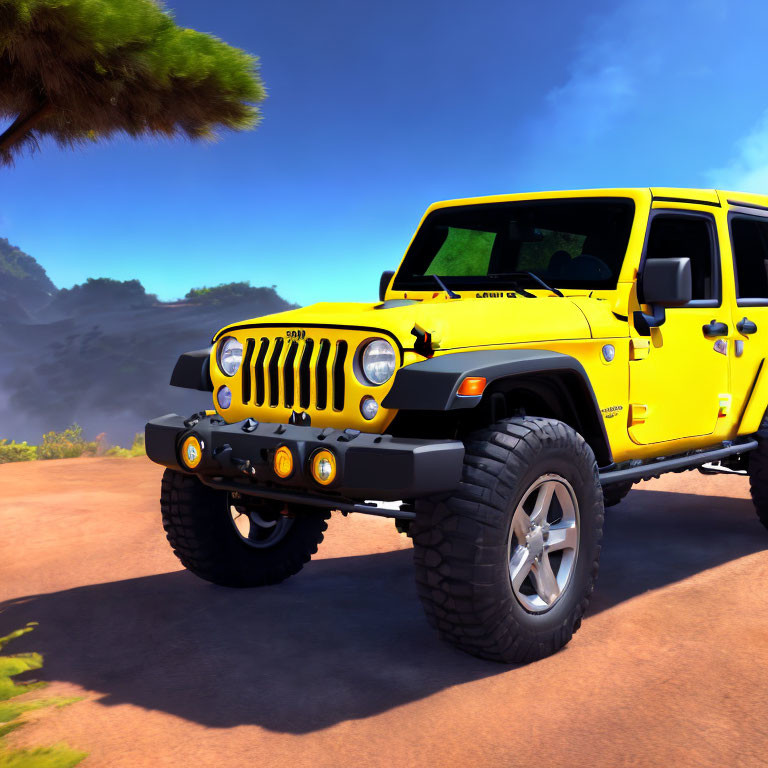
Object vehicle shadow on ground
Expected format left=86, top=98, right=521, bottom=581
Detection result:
left=2, top=488, right=766, bottom=734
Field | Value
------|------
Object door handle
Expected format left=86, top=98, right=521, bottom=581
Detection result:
left=737, top=317, right=758, bottom=335
left=702, top=319, right=729, bottom=338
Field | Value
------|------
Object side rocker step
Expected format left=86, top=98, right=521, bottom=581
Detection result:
left=599, top=439, right=758, bottom=486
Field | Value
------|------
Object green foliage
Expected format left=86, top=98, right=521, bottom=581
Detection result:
left=51, top=277, right=156, bottom=311
left=425, top=228, right=496, bottom=277
left=0, top=239, right=43, bottom=281
left=185, top=281, right=291, bottom=307
left=0, top=440, right=37, bottom=463
left=0, top=0, right=266, bottom=164
left=0, top=624, right=85, bottom=768
left=0, top=239, right=57, bottom=314
left=37, top=425, right=95, bottom=460
left=105, top=433, right=145, bottom=457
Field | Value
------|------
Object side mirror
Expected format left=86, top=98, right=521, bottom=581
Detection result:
left=634, top=257, right=692, bottom=336
left=639, top=257, right=692, bottom=306
left=379, top=270, right=395, bottom=302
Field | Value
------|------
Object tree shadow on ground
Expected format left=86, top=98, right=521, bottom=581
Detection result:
left=1, top=488, right=765, bottom=734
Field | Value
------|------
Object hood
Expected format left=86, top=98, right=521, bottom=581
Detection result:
left=214, top=293, right=628, bottom=351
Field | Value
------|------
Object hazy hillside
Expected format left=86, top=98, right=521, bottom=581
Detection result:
left=0, top=243, right=298, bottom=445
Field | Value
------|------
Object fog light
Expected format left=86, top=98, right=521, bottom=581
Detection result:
left=217, top=385, right=232, bottom=409
left=311, top=449, right=337, bottom=485
left=273, top=445, right=294, bottom=478
left=360, top=395, right=379, bottom=420
left=180, top=435, right=203, bottom=470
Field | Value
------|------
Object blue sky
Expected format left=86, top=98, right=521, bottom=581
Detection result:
left=3, top=0, right=768, bottom=306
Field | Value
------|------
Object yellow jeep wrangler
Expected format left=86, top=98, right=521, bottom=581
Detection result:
left=146, top=187, right=768, bottom=663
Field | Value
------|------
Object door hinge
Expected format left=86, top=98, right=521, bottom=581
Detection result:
left=718, top=394, right=732, bottom=419
left=629, top=404, right=648, bottom=425
left=630, top=338, right=650, bottom=360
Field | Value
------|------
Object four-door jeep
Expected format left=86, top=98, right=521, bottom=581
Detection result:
left=146, top=187, right=768, bottom=663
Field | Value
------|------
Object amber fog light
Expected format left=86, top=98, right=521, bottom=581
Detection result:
left=273, top=446, right=294, bottom=479
left=310, top=449, right=337, bottom=485
left=180, top=435, right=203, bottom=470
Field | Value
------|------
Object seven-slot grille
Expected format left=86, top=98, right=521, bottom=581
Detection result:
left=241, top=336, right=348, bottom=411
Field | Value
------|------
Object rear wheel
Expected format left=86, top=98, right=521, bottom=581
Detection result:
left=602, top=480, right=633, bottom=508
left=160, top=469, right=329, bottom=587
left=748, top=439, right=768, bottom=531
left=411, top=416, right=604, bottom=663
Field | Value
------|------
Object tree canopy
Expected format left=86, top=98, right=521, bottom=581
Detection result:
left=0, top=0, right=265, bottom=163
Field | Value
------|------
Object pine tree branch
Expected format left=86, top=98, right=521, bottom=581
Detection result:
left=0, top=100, right=53, bottom=156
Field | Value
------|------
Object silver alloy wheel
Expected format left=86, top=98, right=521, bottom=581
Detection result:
left=508, top=474, right=580, bottom=613
left=229, top=499, right=294, bottom=549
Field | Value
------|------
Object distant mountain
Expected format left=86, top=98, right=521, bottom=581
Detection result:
left=0, top=238, right=58, bottom=320
left=0, top=247, right=298, bottom=445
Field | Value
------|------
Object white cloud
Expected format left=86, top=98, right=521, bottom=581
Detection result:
left=546, top=64, right=634, bottom=142
left=534, top=0, right=724, bottom=147
left=705, top=110, right=768, bottom=193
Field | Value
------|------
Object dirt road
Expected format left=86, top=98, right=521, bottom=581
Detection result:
left=3, top=457, right=768, bottom=767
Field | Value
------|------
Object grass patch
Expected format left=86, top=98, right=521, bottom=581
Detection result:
left=104, top=433, right=145, bottom=458
left=0, top=442, right=37, bottom=464
left=0, top=625, right=85, bottom=768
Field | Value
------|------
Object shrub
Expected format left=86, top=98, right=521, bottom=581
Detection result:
left=37, top=425, right=96, bottom=460
left=0, top=440, right=37, bottom=464
left=105, top=433, right=146, bottom=458
left=0, top=623, right=85, bottom=767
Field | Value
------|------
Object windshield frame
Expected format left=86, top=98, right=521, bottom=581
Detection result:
left=392, top=196, right=636, bottom=293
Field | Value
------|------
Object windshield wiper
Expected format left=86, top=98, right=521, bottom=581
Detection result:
left=429, top=274, right=460, bottom=299
left=487, top=271, right=564, bottom=298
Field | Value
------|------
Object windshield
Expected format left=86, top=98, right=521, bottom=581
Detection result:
left=393, top=198, right=635, bottom=292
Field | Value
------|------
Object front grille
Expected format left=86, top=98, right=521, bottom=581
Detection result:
left=241, top=335, right=348, bottom=412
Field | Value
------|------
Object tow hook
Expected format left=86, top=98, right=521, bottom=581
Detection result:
left=213, top=443, right=256, bottom=476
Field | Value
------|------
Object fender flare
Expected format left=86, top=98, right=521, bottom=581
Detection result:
left=382, top=349, right=612, bottom=465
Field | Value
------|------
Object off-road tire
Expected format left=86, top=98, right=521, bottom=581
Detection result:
left=160, top=469, right=329, bottom=587
left=748, top=439, right=768, bottom=531
left=602, top=480, right=633, bottom=508
left=411, top=416, right=604, bottom=664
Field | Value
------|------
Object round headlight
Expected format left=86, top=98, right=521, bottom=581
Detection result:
left=218, top=337, right=243, bottom=377
left=359, top=339, right=396, bottom=385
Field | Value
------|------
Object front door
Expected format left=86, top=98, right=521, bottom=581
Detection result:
left=629, top=209, right=729, bottom=445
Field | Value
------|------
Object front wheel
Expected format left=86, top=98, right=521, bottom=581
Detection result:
left=160, top=469, right=330, bottom=587
left=411, top=417, right=604, bottom=664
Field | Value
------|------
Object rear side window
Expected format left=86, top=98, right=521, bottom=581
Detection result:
left=645, top=215, right=717, bottom=302
left=731, top=217, right=768, bottom=301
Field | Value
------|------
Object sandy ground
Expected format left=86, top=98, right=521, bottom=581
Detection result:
left=2, top=456, right=768, bottom=768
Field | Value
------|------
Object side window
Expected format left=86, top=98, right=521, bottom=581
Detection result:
left=425, top=227, right=496, bottom=276
left=731, top=217, right=768, bottom=301
left=645, top=215, right=717, bottom=302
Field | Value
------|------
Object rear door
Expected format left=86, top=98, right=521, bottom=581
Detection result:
left=725, top=205, right=768, bottom=428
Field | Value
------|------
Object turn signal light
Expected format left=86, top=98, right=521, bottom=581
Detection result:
left=457, top=376, right=487, bottom=397
left=273, top=446, right=294, bottom=478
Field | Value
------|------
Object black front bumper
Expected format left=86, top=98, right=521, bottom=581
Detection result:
left=145, top=413, right=465, bottom=503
